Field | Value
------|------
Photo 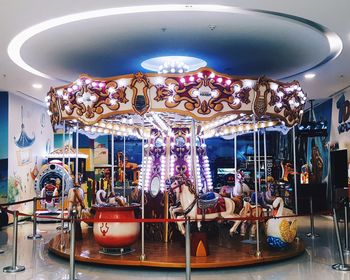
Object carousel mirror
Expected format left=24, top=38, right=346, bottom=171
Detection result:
left=175, top=136, right=186, bottom=147
left=150, top=176, right=161, bottom=197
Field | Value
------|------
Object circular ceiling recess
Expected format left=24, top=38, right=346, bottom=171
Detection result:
left=8, top=4, right=342, bottom=83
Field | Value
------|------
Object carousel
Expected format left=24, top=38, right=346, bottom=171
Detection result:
left=46, top=67, right=306, bottom=268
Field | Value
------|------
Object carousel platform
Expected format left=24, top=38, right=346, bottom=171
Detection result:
left=48, top=227, right=305, bottom=269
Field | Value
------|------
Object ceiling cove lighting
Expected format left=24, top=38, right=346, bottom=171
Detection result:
left=7, top=5, right=343, bottom=80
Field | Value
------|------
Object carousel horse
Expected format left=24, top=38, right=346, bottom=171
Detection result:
left=67, top=184, right=86, bottom=239
left=96, top=189, right=126, bottom=206
left=238, top=199, right=264, bottom=238
left=266, top=197, right=297, bottom=248
left=40, top=181, right=59, bottom=212
left=168, top=176, right=241, bottom=236
left=67, top=184, right=85, bottom=217
left=219, top=170, right=251, bottom=214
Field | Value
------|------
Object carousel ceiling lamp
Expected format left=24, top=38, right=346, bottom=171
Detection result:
left=141, top=56, right=206, bottom=74
left=269, top=82, right=279, bottom=91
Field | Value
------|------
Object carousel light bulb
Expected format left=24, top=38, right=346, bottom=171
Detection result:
left=170, top=68, right=176, bottom=73
left=77, top=96, right=83, bottom=103
left=91, top=82, right=97, bottom=87
left=180, top=77, right=186, bottom=83
left=110, top=99, right=117, bottom=105
left=107, top=123, right=113, bottom=129
left=217, top=77, right=223, bottom=83
left=67, top=87, right=73, bottom=93
left=270, top=83, right=278, bottom=91
left=108, top=87, right=116, bottom=94
left=277, top=91, right=284, bottom=98
left=209, top=72, right=215, bottom=78
left=64, top=105, right=70, bottom=111
left=289, top=99, right=294, bottom=105
left=99, top=82, right=105, bottom=88
left=56, top=90, right=63, bottom=97
left=76, top=79, right=82, bottom=86
left=47, top=110, right=52, bottom=116
left=294, top=102, right=300, bottom=107
left=300, top=110, right=304, bottom=115
left=84, top=126, right=91, bottom=131
left=234, top=97, right=241, bottom=104
left=301, top=100, right=305, bottom=104
left=268, top=121, right=274, bottom=126
left=90, top=95, right=97, bottom=102
left=72, top=85, right=78, bottom=90
left=276, top=102, right=283, bottom=108
left=168, top=96, right=174, bottom=103
left=97, top=128, right=103, bottom=133
left=45, top=101, right=50, bottom=107
left=226, top=79, right=232, bottom=85
left=233, top=84, right=241, bottom=93
left=104, top=129, right=109, bottom=134
left=91, top=127, right=96, bottom=132
left=197, top=72, right=203, bottom=78
left=85, top=79, right=91, bottom=84
left=193, top=90, right=200, bottom=97
left=189, top=76, right=195, bottom=82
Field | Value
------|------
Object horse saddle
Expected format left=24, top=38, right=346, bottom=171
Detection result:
left=198, top=192, right=219, bottom=210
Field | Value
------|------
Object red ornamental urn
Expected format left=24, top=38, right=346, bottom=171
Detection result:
left=93, top=205, right=140, bottom=248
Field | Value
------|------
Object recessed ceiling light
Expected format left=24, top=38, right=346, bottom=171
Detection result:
left=32, top=83, right=43, bottom=89
left=304, top=73, right=315, bottom=79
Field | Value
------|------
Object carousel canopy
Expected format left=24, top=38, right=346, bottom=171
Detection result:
left=47, top=145, right=88, bottom=159
left=46, top=68, right=306, bottom=138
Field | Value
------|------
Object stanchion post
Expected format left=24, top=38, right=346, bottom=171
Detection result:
left=27, top=197, right=42, bottom=240
left=185, top=217, right=191, bottom=280
left=69, top=208, right=78, bottom=280
left=344, top=199, right=350, bottom=255
left=306, top=196, right=319, bottom=239
left=332, top=208, right=350, bottom=271
left=3, top=211, right=25, bottom=273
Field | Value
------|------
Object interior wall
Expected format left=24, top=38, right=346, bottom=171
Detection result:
left=0, top=92, right=9, bottom=204
left=7, top=93, right=53, bottom=215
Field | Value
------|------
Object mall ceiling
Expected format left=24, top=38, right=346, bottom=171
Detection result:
left=0, top=0, right=349, bottom=105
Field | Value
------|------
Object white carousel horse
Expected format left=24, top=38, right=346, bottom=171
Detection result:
left=266, top=197, right=297, bottom=248
left=169, top=177, right=241, bottom=236
left=96, top=189, right=126, bottom=206
left=67, top=185, right=85, bottom=218
left=219, top=171, right=251, bottom=198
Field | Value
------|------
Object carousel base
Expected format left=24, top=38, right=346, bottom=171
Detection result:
left=48, top=228, right=305, bottom=269
left=99, top=247, right=135, bottom=256
left=36, top=210, right=68, bottom=222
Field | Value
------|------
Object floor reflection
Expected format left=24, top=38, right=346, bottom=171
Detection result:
left=0, top=216, right=349, bottom=280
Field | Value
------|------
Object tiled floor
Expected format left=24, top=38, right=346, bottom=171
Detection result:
left=0, top=216, right=349, bottom=280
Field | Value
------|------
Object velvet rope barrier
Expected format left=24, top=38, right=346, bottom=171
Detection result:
left=1, top=206, right=332, bottom=224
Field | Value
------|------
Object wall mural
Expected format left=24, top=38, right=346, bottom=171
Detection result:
left=8, top=94, right=53, bottom=217
left=331, top=90, right=350, bottom=185
left=0, top=92, right=8, bottom=203
left=306, top=99, right=332, bottom=184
